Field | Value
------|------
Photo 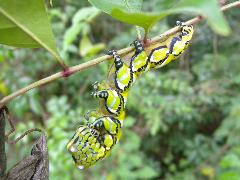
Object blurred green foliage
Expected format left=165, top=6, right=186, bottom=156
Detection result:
left=0, top=0, right=240, bottom=179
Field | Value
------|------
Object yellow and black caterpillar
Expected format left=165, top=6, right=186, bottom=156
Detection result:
left=67, top=22, right=194, bottom=169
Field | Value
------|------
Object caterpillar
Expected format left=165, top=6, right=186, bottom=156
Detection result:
left=67, top=21, right=194, bottom=169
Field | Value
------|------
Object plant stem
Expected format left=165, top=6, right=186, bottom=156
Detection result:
left=0, top=107, right=6, bottom=178
left=0, top=1, right=239, bottom=109
left=135, top=26, right=142, bottom=39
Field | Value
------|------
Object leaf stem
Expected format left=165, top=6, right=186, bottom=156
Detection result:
left=0, top=1, right=239, bottom=108
left=135, top=26, right=142, bottom=39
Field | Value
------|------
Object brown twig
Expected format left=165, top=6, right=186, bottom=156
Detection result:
left=0, top=107, right=7, bottom=178
left=0, top=1, right=239, bottom=109
left=2, top=107, right=43, bottom=144
left=6, top=128, right=42, bottom=145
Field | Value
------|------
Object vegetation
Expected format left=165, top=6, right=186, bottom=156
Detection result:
left=0, top=0, right=240, bottom=179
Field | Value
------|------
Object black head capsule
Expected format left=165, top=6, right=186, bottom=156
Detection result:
left=108, top=50, right=123, bottom=69
left=131, top=40, right=144, bottom=53
left=176, top=20, right=184, bottom=27
left=107, top=49, right=118, bottom=56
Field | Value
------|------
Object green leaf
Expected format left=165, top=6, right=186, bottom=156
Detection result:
left=63, top=23, right=83, bottom=49
left=63, top=7, right=100, bottom=51
left=79, top=34, right=105, bottom=56
left=171, top=0, right=230, bottom=35
left=124, top=116, right=136, bottom=128
left=88, top=0, right=143, bottom=14
left=0, top=0, right=61, bottom=60
left=0, top=15, right=15, bottom=28
left=219, top=171, right=240, bottom=180
left=111, top=9, right=161, bottom=31
left=0, top=27, right=40, bottom=48
left=220, top=153, right=240, bottom=169
left=91, top=0, right=230, bottom=35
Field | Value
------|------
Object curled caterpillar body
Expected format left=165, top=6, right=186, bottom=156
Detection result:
left=67, top=21, right=194, bottom=169
left=91, top=89, right=125, bottom=116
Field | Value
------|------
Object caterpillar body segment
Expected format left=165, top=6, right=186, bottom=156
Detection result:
left=148, top=45, right=169, bottom=69
left=108, top=50, right=134, bottom=93
left=169, top=36, right=185, bottom=56
left=90, top=116, right=122, bottom=139
left=89, top=115, right=122, bottom=149
left=130, top=40, right=150, bottom=76
left=91, top=81, right=119, bottom=114
left=91, top=89, right=125, bottom=116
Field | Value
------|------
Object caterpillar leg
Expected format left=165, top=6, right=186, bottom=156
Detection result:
left=91, top=90, right=124, bottom=115
left=108, top=50, right=133, bottom=92
left=130, top=40, right=149, bottom=75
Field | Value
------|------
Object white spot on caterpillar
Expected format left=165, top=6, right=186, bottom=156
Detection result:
left=70, top=146, right=77, bottom=153
left=77, top=165, right=85, bottom=170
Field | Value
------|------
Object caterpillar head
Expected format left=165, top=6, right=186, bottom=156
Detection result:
left=130, top=39, right=144, bottom=53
